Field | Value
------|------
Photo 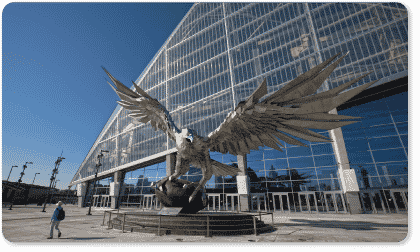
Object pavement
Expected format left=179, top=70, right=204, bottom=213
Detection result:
left=2, top=204, right=409, bottom=244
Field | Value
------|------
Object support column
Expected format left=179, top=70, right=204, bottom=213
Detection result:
left=166, top=153, right=176, bottom=176
left=111, top=171, right=125, bottom=209
left=77, top=182, right=87, bottom=208
left=329, top=109, right=362, bottom=214
left=237, top=154, right=250, bottom=211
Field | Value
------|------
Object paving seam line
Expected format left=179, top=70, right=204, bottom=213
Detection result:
left=3, top=215, right=103, bottom=221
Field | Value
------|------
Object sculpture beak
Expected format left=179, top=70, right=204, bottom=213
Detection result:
left=186, top=134, right=193, bottom=143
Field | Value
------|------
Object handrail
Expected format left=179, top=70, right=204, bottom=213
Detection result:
left=103, top=209, right=273, bottom=217
left=102, top=210, right=274, bottom=237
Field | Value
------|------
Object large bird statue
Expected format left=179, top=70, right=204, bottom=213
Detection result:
left=104, top=51, right=378, bottom=204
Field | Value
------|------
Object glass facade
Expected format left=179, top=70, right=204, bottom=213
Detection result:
left=72, top=3, right=408, bottom=207
left=340, top=92, right=408, bottom=190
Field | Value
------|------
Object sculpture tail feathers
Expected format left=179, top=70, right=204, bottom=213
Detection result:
left=210, top=159, right=240, bottom=177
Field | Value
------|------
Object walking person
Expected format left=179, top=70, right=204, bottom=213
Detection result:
left=47, top=201, right=65, bottom=239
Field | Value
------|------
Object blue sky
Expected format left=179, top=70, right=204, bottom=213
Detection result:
left=2, top=2, right=193, bottom=189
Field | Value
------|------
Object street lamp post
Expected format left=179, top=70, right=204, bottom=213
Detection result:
left=53, top=179, right=60, bottom=189
left=32, top=173, right=40, bottom=184
left=7, top=166, right=18, bottom=182
left=9, top=162, right=33, bottom=210
left=1, top=165, right=18, bottom=193
left=87, top=150, right=108, bottom=215
left=42, top=156, right=65, bottom=212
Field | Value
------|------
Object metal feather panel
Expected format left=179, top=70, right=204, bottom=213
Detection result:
left=104, top=67, right=180, bottom=141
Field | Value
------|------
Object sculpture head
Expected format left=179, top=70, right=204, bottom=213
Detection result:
left=175, top=128, right=194, bottom=145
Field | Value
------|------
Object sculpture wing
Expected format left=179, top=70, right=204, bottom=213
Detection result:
left=103, top=67, right=180, bottom=141
left=205, top=52, right=378, bottom=155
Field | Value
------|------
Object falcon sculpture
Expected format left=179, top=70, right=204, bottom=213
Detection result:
left=104, top=51, right=378, bottom=203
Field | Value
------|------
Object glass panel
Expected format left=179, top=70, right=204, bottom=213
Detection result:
left=313, top=155, right=336, bottom=167
left=299, top=194, right=308, bottom=211
left=273, top=195, right=281, bottom=211
left=316, top=192, right=327, bottom=212
left=259, top=196, right=266, bottom=211
left=393, top=192, right=407, bottom=212
left=369, top=136, right=403, bottom=150
left=308, top=194, right=317, bottom=212
left=325, top=193, right=336, bottom=212
left=281, top=195, right=289, bottom=211
left=372, top=148, right=407, bottom=163
left=288, top=157, right=315, bottom=169
left=383, top=190, right=397, bottom=213
left=287, top=146, right=312, bottom=157
left=311, top=143, right=334, bottom=155
left=335, top=193, right=345, bottom=212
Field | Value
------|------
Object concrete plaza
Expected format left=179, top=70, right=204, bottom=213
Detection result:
left=2, top=204, right=408, bottom=243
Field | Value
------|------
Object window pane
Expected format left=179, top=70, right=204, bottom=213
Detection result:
left=372, top=148, right=407, bottom=163
left=347, top=151, right=373, bottom=164
left=396, top=122, right=408, bottom=135
left=369, top=136, right=403, bottom=150
left=316, top=166, right=339, bottom=179
left=364, top=124, right=397, bottom=138
left=264, top=149, right=286, bottom=159
left=314, top=154, right=336, bottom=167
left=288, top=156, right=315, bottom=168
left=344, top=138, right=370, bottom=152
left=391, top=109, right=408, bottom=122
left=318, top=179, right=341, bottom=191
left=287, top=146, right=312, bottom=157
left=353, top=164, right=378, bottom=178
left=311, top=143, right=334, bottom=155
left=248, top=148, right=263, bottom=161
left=400, top=135, right=408, bottom=147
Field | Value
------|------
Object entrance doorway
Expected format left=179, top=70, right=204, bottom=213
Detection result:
left=92, top=195, right=110, bottom=208
left=359, top=189, right=408, bottom=214
left=206, top=193, right=222, bottom=211
left=250, top=193, right=267, bottom=211
left=269, top=191, right=347, bottom=214
left=225, top=194, right=239, bottom=212
left=142, top=195, right=157, bottom=210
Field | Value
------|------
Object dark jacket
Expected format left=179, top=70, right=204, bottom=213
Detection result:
left=51, top=206, right=63, bottom=222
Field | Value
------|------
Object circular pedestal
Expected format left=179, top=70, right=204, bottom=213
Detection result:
left=110, top=212, right=273, bottom=236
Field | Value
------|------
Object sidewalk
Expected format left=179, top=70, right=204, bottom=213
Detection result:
left=2, top=204, right=408, bottom=243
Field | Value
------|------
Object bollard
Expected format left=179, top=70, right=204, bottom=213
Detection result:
left=108, top=212, right=112, bottom=229
left=253, top=216, right=258, bottom=236
left=271, top=212, right=274, bottom=227
left=122, top=213, right=126, bottom=233
left=206, top=215, right=210, bottom=237
left=102, top=211, right=106, bottom=226
left=158, top=215, right=162, bottom=236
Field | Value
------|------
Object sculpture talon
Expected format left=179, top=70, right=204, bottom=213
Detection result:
left=105, top=52, right=378, bottom=213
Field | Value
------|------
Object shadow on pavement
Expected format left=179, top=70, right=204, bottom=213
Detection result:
left=58, top=237, right=115, bottom=240
left=276, top=219, right=408, bottom=231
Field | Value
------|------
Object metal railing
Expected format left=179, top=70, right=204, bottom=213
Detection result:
left=102, top=209, right=274, bottom=237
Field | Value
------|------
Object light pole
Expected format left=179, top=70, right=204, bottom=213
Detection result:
left=87, top=150, right=108, bottom=215
left=1, top=165, right=18, bottom=193
left=54, top=180, right=60, bottom=188
left=7, top=166, right=18, bottom=182
left=42, top=156, right=65, bottom=212
left=51, top=179, right=60, bottom=203
left=9, top=162, right=33, bottom=210
left=32, top=173, right=40, bottom=184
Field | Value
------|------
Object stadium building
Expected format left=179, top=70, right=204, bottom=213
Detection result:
left=70, top=3, right=408, bottom=214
